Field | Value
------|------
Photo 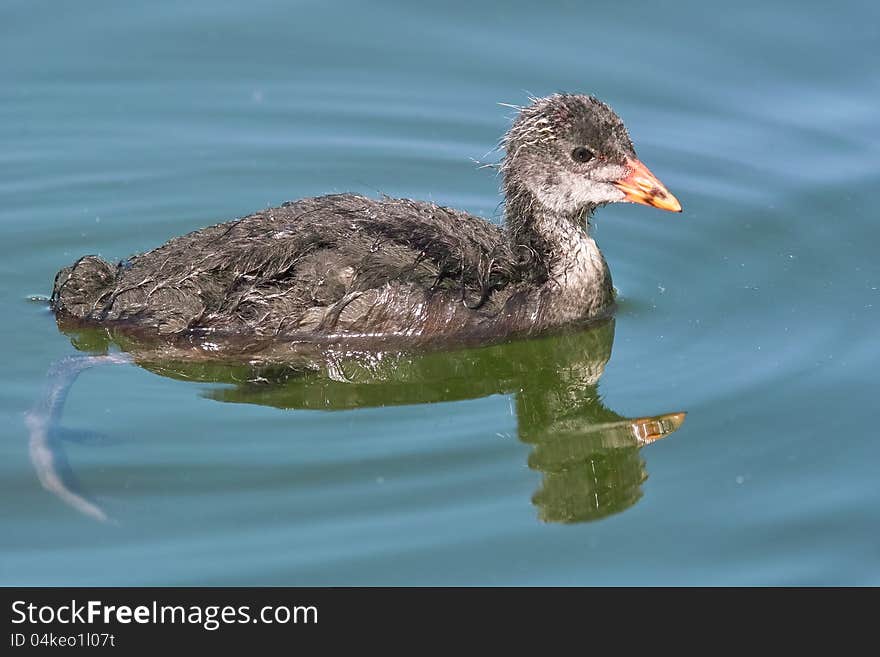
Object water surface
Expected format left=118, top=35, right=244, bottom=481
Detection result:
left=2, top=0, right=879, bottom=585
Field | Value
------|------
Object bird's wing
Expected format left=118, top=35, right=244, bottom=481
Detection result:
left=87, top=194, right=512, bottom=335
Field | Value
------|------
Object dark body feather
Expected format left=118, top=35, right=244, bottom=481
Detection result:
left=51, top=194, right=608, bottom=349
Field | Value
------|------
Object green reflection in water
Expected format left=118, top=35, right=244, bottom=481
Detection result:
left=40, top=319, right=684, bottom=524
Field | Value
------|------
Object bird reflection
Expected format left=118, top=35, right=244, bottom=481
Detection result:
left=29, top=318, right=685, bottom=523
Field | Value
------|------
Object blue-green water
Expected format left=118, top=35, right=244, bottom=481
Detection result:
left=2, top=0, right=879, bottom=585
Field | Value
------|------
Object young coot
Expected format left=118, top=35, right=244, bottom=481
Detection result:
left=50, top=94, right=681, bottom=347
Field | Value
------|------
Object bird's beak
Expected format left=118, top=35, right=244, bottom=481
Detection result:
left=612, top=157, right=682, bottom=212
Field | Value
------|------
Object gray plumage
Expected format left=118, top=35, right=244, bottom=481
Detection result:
left=51, top=94, right=656, bottom=350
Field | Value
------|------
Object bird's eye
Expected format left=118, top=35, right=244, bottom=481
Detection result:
left=571, top=147, right=594, bottom=163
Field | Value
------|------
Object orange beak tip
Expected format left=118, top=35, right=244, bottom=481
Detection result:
left=613, top=157, right=682, bottom=213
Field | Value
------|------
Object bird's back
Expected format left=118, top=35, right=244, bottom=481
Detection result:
left=51, top=194, right=527, bottom=343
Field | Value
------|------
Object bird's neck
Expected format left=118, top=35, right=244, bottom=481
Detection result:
left=504, top=181, right=614, bottom=318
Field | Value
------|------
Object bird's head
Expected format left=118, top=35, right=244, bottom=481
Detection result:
left=502, top=94, right=681, bottom=218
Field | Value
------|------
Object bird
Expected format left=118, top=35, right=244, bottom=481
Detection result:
left=50, top=93, right=681, bottom=351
